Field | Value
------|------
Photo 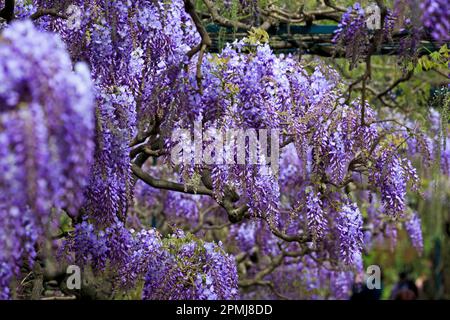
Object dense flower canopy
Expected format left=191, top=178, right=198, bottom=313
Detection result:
left=0, top=0, right=448, bottom=300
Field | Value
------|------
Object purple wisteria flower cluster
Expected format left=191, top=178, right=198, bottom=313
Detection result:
left=333, top=0, right=449, bottom=68
left=140, top=41, right=426, bottom=298
left=61, top=224, right=238, bottom=300
left=404, top=211, right=424, bottom=254
left=0, top=20, right=94, bottom=299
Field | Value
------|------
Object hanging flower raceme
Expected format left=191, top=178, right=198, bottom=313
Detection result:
left=404, top=211, right=424, bottom=254
left=420, top=0, right=450, bottom=42
left=305, top=189, right=326, bottom=242
left=332, top=3, right=368, bottom=68
left=336, top=203, right=364, bottom=265
left=0, top=20, right=94, bottom=299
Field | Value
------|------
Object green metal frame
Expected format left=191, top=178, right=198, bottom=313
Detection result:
left=206, top=23, right=447, bottom=55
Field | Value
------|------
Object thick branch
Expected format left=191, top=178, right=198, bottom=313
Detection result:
left=30, top=8, right=68, bottom=20
left=185, top=0, right=212, bottom=58
left=202, top=0, right=252, bottom=30
left=131, top=163, right=213, bottom=196
left=376, top=70, right=413, bottom=99
left=323, top=0, right=347, bottom=12
left=239, top=246, right=312, bottom=298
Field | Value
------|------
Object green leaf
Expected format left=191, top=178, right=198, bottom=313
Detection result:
left=429, top=51, right=441, bottom=62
